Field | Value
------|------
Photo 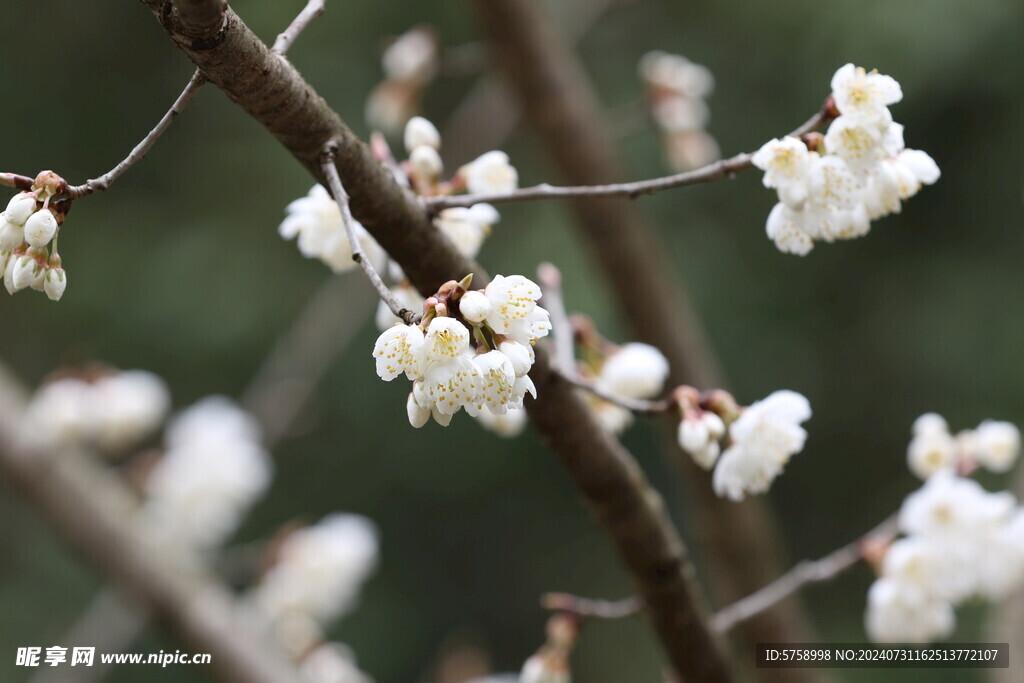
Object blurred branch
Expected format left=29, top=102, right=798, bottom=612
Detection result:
left=136, top=2, right=732, bottom=679
left=536, top=263, right=576, bottom=375
left=559, top=371, right=671, bottom=415
left=273, top=0, right=326, bottom=55
left=428, top=108, right=827, bottom=210
left=0, top=362, right=309, bottom=683
left=441, top=0, right=625, bottom=167
left=469, top=1, right=822, bottom=680
left=542, top=592, right=642, bottom=620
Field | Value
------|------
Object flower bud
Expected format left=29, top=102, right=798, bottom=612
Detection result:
left=678, top=418, right=710, bottom=455
left=499, top=340, right=534, bottom=377
left=0, top=218, right=25, bottom=251
left=409, top=145, right=443, bottom=181
left=407, top=391, right=430, bottom=428
left=703, top=412, right=726, bottom=440
left=3, top=252, right=19, bottom=294
left=24, top=209, right=58, bottom=248
left=403, top=116, right=441, bottom=153
left=11, top=253, right=39, bottom=291
left=44, top=266, right=67, bottom=301
left=459, top=290, right=491, bottom=323
left=6, top=193, right=37, bottom=225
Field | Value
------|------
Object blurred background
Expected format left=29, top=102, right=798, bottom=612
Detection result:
left=1, top=0, right=1022, bottom=681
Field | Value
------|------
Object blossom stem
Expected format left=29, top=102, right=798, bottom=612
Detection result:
left=426, top=107, right=831, bottom=211
left=558, top=371, right=672, bottom=415
left=272, top=0, right=326, bottom=55
left=320, top=146, right=420, bottom=325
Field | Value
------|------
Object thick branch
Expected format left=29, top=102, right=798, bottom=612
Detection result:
left=138, top=3, right=730, bottom=679
left=470, top=1, right=821, bottom=678
left=0, top=364, right=307, bottom=683
left=171, top=0, right=228, bottom=38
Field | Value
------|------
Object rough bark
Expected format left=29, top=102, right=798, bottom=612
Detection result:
left=135, top=1, right=731, bottom=679
left=470, top=0, right=819, bottom=676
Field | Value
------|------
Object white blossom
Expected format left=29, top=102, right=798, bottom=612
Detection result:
left=474, top=403, right=529, bottom=438
left=907, top=426, right=957, bottom=480
left=483, top=275, right=550, bottom=344
left=752, top=137, right=813, bottom=197
left=375, top=284, right=425, bottom=331
left=11, top=252, right=39, bottom=291
left=301, top=643, right=373, bottom=683
left=143, top=397, right=272, bottom=549
left=463, top=151, right=518, bottom=195
left=409, top=145, right=443, bottom=181
left=498, top=340, right=534, bottom=377
left=712, top=390, right=811, bottom=501
left=43, top=266, right=66, bottom=301
left=91, top=371, right=171, bottom=452
left=678, top=412, right=726, bottom=470
left=596, top=343, right=669, bottom=400
left=253, top=514, right=379, bottom=626
left=6, top=193, right=37, bottom=225
left=459, top=290, right=492, bottom=323
left=865, top=578, right=954, bottom=643
left=23, top=209, right=57, bottom=248
left=279, top=185, right=387, bottom=274
left=470, top=350, right=517, bottom=415
left=382, top=27, right=437, bottom=84
left=899, top=470, right=1014, bottom=540
left=403, top=116, right=440, bottom=153
left=830, top=63, right=902, bottom=126
left=972, top=420, right=1020, bottom=473
left=639, top=51, right=714, bottom=98
left=434, top=203, right=499, bottom=259
left=373, top=324, right=425, bottom=381
left=0, top=218, right=24, bottom=251
left=913, top=412, right=948, bottom=436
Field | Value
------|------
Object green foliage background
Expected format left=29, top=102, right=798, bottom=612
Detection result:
left=0, top=1, right=1021, bottom=681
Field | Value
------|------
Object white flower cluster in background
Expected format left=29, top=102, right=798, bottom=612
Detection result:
left=866, top=469, right=1024, bottom=642
left=300, top=642, right=374, bottom=683
left=365, top=25, right=440, bottom=135
left=639, top=51, right=719, bottom=171
left=583, top=342, right=670, bottom=435
left=752, top=64, right=940, bottom=255
left=677, top=389, right=812, bottom=501
left=2, top=179, right=68, bottom=300
left=252, top=514, right=379, bottom=656
left=279, top=184, right=388, bottom=274
left=140, top=397, right=273, bottom=549
left=907, top=412, right=1019, bottom=479
left=21, top=369, right=170, bottom=453
left=373, top=274, right=549, bottom=428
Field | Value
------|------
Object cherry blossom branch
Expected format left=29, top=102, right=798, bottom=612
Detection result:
left=138, top=5, right=732, bottom=680
left=0, top=173, right=35, bottom=190
left=428, top=108, right=828, bottom=211
left=171, top=0, right=228, bottom=36
left=273, top=0, right=326, bottom=55
left=710, top=514, right=899, bottom=633
left=66, top=70, right=206, bottom=199
left=536, top=263, right=577, bottom=375
left=559, top=372, right=671, bottom=415
left=320, top=147, right=419, bottom=325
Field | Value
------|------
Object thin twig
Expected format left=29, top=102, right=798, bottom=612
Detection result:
left=542, top=592, right=642, bottom=620
left=320, top=146, right=419, bottom=325
left=66, top=70, right=206, bottom=199
left=537, top=263, right=576, bottom=375
left=709, top=514, right=900, bottom=634
left=272, top=0, right=326, bottom=55
left=559, top=371, right=671, bottom=415
left=0, top=173, right=35, bottom=191
left=428, top=108, right=829, bottom=210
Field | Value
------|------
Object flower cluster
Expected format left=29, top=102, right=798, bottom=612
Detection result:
left=907, top=412, right=1019, bottom=479
left=866, top=470, right=1024, bottom=642
left=639, top=51, right=719, bottom=171
left=140, top=397, right=273, bottom=549
left=676, top=388, right=812, bottom=501
left=752, top=64, right=939, bottom=255
left=251, top=514, right=379, bottom=655
left=582, top=342, right=670, bottom=435
left=365, top=25, right=440, bottom=135
left=21, top=367, right=170, bottom=453
left=373, top=274, right=549, bottom=428
left=2, top=173, right=70, bottom=301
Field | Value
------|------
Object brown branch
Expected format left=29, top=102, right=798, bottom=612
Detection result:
left=273, top=0, right=326, bottom=55
left=428, top=109, right=826, bottom=210
left=137, top=2, right=730, bottom=680
left=320, top=148, right=419, bottom=324
left=66, top=70, right=206, bottom=200
left=470, top=2, right=822, bottom=680
left=559, top=371, right=671, bottom=415
left=170, top=0, right=228, bottom=38
left=542, top=592, right=642, bottom=620
left=0, top=363, right=308, bottom=683
left=0, top=173, right=35, bottom=191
